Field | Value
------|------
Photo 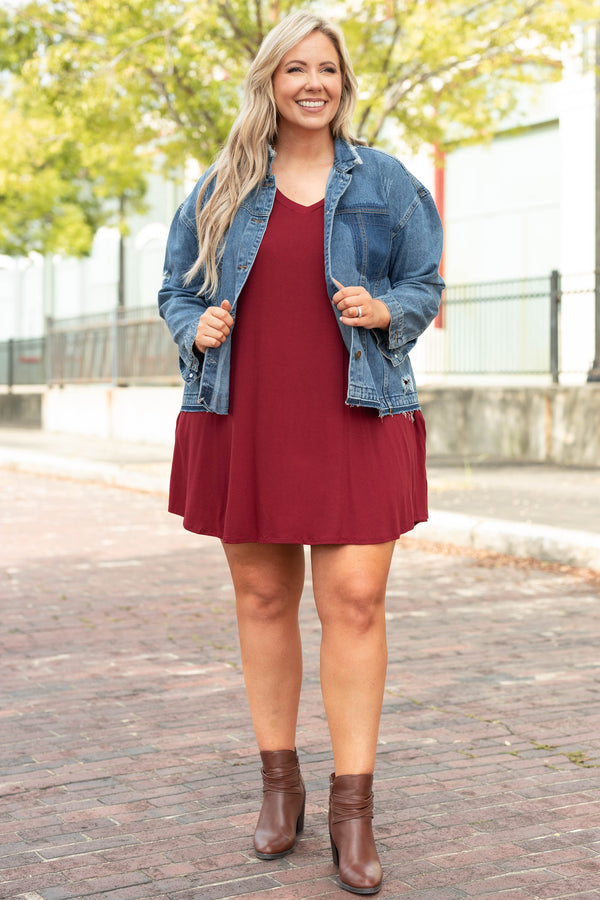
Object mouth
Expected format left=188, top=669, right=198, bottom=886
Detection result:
left=296, top=99, right=326, bottom=109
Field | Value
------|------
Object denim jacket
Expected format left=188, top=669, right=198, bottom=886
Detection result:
left=158, top=138, right=444, bottom=416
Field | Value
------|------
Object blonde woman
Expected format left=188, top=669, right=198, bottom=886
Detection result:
left=159, top=10, right=443, bottom=895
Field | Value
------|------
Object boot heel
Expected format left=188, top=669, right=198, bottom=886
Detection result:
left=296, top=794, right=306, bottom=834
left=330, top=831, right=339, bottom=866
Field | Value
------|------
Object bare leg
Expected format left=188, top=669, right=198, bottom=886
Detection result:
left=223, top=542, right=305, bottom=750
left=311, top=542, right=395, bottom=775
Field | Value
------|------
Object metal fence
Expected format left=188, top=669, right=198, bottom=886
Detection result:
left=46, top=306, right=180, bottom=386
left=419, top=275, right=554, bottom=376
left=0, top=272, right=596, bottom=387
left=411, top=271, right=595, bottom=380
left=0, top=337, right=46, bottom=388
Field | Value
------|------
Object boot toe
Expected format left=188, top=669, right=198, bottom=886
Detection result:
left=254, top=823, right=297, bottom=858
left=339, top=858, right=383, bottom=894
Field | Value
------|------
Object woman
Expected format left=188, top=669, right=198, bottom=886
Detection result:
left=159, top=10, right=443, bottom=895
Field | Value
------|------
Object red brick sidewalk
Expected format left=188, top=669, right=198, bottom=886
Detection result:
left=2, top=471, right=600, bottom=899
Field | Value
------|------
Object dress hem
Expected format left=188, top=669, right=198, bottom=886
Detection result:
left=169, top=507, right=428, bottom=545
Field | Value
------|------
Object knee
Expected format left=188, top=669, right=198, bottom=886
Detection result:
left=318, top=582, right=385, bottom=635
left=237, top=582, right=298, bottom=624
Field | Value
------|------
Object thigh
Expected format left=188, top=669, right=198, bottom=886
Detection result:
left=223, top=542, right=306, bottom=603
left=310, top=542, right=396, bottom=617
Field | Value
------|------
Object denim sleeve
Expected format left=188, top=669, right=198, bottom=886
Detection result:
left=374, top=189, right=444, bottom=365
left=158, top=197, right=206, bottom=383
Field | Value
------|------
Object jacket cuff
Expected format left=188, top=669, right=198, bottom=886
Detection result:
left=371, top=296, right=407, bottom=366
left=384, top=295, right=404, bottom=349
left=179, top=320, right=203, bottom=382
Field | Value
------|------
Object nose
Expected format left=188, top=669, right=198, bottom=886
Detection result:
left=304, top=69, right=322, bottom=90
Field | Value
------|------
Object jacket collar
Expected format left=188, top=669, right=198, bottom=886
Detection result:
left=333, top=137, right=363, bottom=173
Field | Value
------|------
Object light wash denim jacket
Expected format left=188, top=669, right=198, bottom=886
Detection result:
left=158, top=138, right=444, bottom=416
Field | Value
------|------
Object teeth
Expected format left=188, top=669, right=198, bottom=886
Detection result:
left=298, top=100, right=325, bottom=108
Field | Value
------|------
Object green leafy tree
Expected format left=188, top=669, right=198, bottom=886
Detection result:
left=0, top=2, right=150, bottom=257
left=346, top=0, right=598, bottom=150
left=1, top=0, right=597, bottom=257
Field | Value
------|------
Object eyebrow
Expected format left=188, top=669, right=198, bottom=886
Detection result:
left=283, top=58, right=339, bottom=67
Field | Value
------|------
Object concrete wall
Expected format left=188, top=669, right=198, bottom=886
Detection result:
left=33, top=384, right=600, bottom=467
left=420, top=385, right=600, bottom=467
left=43, top=386, right=181, bottom=446
left=0, top=392, right=42, bottom=427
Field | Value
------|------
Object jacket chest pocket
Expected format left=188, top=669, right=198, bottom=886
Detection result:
left=335, top=206, right=391, bottom=284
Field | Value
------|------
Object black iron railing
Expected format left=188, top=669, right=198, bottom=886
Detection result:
left=1, top=273, right=596, bottom=386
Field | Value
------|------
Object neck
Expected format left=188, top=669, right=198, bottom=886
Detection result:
left=274, top=126, right=335, bottom=165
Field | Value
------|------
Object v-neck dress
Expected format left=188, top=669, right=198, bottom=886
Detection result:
left=168, top=189, right=428, bottom=544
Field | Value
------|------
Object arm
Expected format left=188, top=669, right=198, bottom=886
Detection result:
left=374, top=189, right=444, bottom=364
left=158, top=191, right=234, bottom=381
left=331, top=182, right=444, bottom=364
left=158, top=200, right=207, bottom=383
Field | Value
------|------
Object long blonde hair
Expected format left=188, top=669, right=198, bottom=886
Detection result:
left=186, top=10, right=359, bottom=295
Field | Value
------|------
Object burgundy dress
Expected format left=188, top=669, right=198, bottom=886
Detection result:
left=168, top=190, right=428, bottom=544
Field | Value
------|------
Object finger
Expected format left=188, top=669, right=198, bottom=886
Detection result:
left=206, top=320, right=231, bottom=339
left=221, top=300, right=233, bottom=327
left=200, top=335, right=226, bottom=349
left=334, top=285, right=364, bottom=303
left=340, top=305, right=367, bottom=323
left=214, top=302, right=234, bottom=327
left=333, top=279, right=366, bottom=300
left=198, top=327, right=228, bottom=348
left=337, top=295, right=366, bottom=314
left=334, top=293, right=355, bottom=310
left=340, top=313, right=363, bottom=327
left=204, top=307, right=232, bottom=330
left=332, top=278, right=348, bottom=304
left=197, top=317, right=230, bottom=343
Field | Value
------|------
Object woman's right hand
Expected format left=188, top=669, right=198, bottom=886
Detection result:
left=194, top=299, right=234, bottom=354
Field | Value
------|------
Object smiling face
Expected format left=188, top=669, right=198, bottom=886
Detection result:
left=272, top=30, right=343, bottom=137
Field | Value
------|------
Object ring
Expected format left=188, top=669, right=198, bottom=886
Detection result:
left=357, top=306, right=363, bottom=318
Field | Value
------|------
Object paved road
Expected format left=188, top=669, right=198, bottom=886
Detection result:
left=2, top=470, right=600, bottom=899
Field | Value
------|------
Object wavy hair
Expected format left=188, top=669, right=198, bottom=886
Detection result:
left=185, top=10, right=359, bottom=295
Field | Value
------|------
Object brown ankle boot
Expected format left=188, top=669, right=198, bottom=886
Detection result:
left=254, top=749, right=305, bottom=859
left=329, top=773, right=383, bottom=895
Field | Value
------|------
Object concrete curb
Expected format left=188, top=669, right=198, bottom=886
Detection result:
left=3, top=447, right=599, bottom=573
left=0, top=447, right=169, bottom=496
left=407, top=509, right=600, bottom=573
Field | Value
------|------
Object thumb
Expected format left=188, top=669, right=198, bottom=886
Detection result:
left=332, top=278, right=344, bottom=290
left=221, top=299, right=232, bottom=312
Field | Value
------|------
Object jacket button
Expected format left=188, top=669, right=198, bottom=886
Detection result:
left=355, top=350, right=362, bottom=360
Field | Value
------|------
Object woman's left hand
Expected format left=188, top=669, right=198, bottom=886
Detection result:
left=332, top=279, right=391, bottom=330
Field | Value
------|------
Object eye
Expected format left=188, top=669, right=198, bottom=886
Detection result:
left=285, top=65, right=303, bottom=73
left=322, top=67, right=338, bottom=74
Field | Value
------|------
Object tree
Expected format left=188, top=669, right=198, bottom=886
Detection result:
left=0, top=2, right=150, bottom=257
left=345, top=0, right=597, bottom=150
left=1, top=0, right=597, bottom=258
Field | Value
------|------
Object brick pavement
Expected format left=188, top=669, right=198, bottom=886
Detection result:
left=1, top=470, right=600, bottom=899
